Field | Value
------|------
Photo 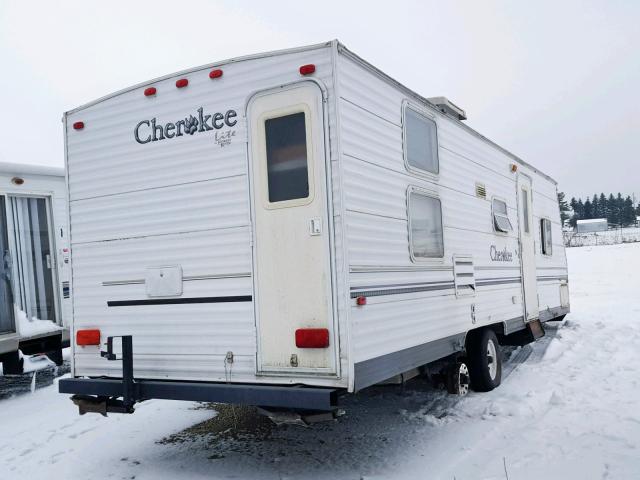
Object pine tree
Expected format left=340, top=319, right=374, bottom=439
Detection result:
left=592, top=194, right=600, bottom=219
left=616, top=193, right=624, bottom=226
left=622, top=196, right=635, bottom=226
left=576, top=199, right=584, bottom=219
left=557, top=192, right=570, bottom=225
left=570, top=197, right=578, bottom=214
left=583, top=198, right=593, bottom=219
left=599, top=193, right=607, bottom=219
left=607, top=193, right=616, bottom=225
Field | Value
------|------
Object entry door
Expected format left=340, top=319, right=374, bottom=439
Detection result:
left=0, top=196, right=15, bottom=334
left=8, top=196, right=58, bottom=322
left=248, top=83, right=335, bottom=374
left=517, top=174, right=538, bottom=320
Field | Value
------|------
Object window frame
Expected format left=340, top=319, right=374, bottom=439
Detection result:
left=521, top=187, right=530, bottom=235
left=402, top=101, right=440, bottom=179
left=259, top=103, right=315, bottom=210
left=491, top=196, right=513, bottom=234
left=406, top=186, right=445, bottom=263
left=540, top=217, right=553, bottom=256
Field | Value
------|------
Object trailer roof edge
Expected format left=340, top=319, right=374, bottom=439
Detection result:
left=64, top=40, right=335, bottom=116
left=0, top=161, right=64, bottom=178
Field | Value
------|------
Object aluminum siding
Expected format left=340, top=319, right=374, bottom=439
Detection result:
left=337, top=52, right=568, bottom=376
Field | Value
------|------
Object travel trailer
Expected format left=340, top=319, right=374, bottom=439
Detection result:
left=576, top=218, right=608, bottom=233
left=0, top=162, right=70, bottom=374
left=59, top=41, right=569, bottom=415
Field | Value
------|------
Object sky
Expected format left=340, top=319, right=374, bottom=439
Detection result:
left=0, top=0, right=637, bottom=201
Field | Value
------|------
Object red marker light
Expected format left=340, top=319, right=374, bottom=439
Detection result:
left=356, top=296, right=367, bottom=306
left=299, top=64, right=316, bottom=75
left=144, top=87, right=157, bottom=96
left=295, top=328, right=330, bottom=348
left=209, top=69, right=223, bottom=79
left=73, top=121, right=84, bottom=130
left=175, top=78, right=189, bottom=88
left=76, top=329, right=101, bottom=346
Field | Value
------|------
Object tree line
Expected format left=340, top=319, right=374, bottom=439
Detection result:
left=557, top=192, right=639, bottom=228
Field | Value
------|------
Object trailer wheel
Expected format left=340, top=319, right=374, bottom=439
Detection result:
left=446, top=362, right=470, bottom=396
left=0, top=350, right=24, bottom=375
left=467, top=329, right=502, bottom=392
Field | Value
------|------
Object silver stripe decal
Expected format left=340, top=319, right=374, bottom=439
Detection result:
left=351, top=277, right=522, bottom=298
left=102, top=272, right=251, bottom=287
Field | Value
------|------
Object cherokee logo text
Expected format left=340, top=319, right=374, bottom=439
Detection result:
left=490, top=245, right=514, bottom=262
left=134, top=107, right=237, bottom=144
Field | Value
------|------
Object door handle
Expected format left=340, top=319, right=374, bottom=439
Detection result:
left=309, top=218, right=322, bottom=236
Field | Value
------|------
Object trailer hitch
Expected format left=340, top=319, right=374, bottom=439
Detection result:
left=98, top=335, right=137, bottom=414
left=69, top=335, right=138, bottom=415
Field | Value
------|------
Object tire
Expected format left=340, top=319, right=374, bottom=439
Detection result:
left=466, top=328, right=502, bottom=392
left=446, top=361, right=470, bottom=396
left=1, top=350, right=24, bottom=375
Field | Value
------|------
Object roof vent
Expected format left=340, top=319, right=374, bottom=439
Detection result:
left=427, top=96, right=467, bottom=121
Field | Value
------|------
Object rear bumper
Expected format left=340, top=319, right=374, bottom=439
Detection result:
left=59, top=377, right=340, bottom=411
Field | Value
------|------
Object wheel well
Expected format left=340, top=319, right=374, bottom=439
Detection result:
left=464, top=323, right=506, bottom=351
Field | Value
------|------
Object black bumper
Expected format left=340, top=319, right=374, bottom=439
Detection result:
left=59, top=377, right=340, bottom=411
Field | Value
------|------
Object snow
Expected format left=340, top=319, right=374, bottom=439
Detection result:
left=1, top=243, right=639, bottom=479
left=15, top=308, right=62, bottom=338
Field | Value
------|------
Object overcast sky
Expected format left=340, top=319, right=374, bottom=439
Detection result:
left=0, top=0, right=637, bottom=200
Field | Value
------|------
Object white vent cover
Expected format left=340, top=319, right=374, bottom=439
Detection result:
left=453, top=254, right=476, bottom=297
left=475, top=182, right=487, bottom=199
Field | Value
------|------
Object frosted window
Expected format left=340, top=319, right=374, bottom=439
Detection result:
left=521, top=188, right=530, bottom=233
left=265, top=112, right=309, bottom=203
left=405, top=107, right=439, bottom=174
left=409, top=192, right=444, bottom=258
left=541, top=218, right=553, bottom=255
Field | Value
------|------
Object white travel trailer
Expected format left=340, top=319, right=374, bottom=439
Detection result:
left=60, top=41, right=569, bottom=414
left=576, top=218, right=608, bottom=233
left=0, top=162, right=70, bottom=374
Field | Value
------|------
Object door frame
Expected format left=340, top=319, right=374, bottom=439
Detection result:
left=245, top=80, right=340, bottom=377
left=0, top=194, right=16, bottom=335
left=4, top=193, right=62, bottom=328
left=516, top=173, right=538, bottom=321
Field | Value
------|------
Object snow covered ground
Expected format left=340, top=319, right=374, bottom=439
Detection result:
left=1, top=243, right=639, bottom=479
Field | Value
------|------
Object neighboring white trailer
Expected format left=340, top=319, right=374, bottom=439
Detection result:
left=59, top=41, right=569, bottom=414
left=576, top=218, right=608, bottom=233
left=0, top=162, right=70, bottom=374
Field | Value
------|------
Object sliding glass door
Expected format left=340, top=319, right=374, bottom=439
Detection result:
left=8, top=196, right=57, bottom=323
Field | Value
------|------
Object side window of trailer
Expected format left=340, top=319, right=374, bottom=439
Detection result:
left=403, top=105, right=439, bottom=175
left=492, top=198, right=513, bottom=233
left=541, top=218, right=553, bottom=255
left=408, top=190, right=444, bottom=259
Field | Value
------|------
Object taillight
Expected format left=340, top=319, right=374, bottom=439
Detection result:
left=295, top=328, right=329, bottom=348
left=356, top=296, right=367, bottom=306
left=144, top=87, right=157, bottom=96
left=76, top=329, right=100, bottom=346
left=299, top=64, right=316, bottom=75
left=175, top=78, right=189, bottom=88
left=73, top=121, right=84, bottom=130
